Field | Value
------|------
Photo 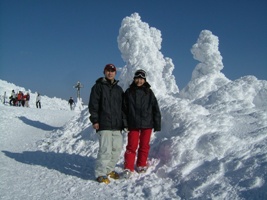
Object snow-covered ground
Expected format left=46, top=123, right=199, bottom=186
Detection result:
left=1, top=13, right=267, bottom=200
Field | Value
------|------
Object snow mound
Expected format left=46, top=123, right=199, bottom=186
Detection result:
left=36, top=13, right=267, bottom=199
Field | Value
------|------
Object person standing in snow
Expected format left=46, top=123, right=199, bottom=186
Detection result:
left=88, top=64, right=127, bottom=184
left=122, top=69, right=161, bottom=179
left=36, top=93, right=41, bottom=108
left=3, top=91, right=6, bottom=104
left=9, top=90, right=16, bottom=106
left=21, top=91, right=25, bottom=107
left=68, top=97, right=75, bottom=110
left=24, top=92, right=30, bottom=107
left=17, top=91, right=23, bottom=107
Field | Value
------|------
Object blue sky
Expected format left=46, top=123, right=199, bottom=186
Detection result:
left=0, top=0, right=266, bottom=102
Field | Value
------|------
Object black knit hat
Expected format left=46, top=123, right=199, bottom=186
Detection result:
left=134, top=69, right=146, bottom=79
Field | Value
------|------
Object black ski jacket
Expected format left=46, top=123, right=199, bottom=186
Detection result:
left=124, top=82, right=161, bottom=131
left=89, top=77, right=127, bottom=131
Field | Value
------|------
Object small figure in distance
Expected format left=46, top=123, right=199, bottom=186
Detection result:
left=68, top=97, right=75, bottom=110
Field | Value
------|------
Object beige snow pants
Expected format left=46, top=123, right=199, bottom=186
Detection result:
left=95, top=130, right=123, bottom=178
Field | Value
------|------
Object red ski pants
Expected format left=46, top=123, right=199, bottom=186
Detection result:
left=124, top=128, right=152, bottom=171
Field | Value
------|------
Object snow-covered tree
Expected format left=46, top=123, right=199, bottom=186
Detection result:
left=117, top=13, right=179, bottom=98
left=180, top=30, right=230, bottom=100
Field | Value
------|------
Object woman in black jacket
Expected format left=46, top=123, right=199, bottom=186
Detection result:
left=123, top=69, right=161, bottom=178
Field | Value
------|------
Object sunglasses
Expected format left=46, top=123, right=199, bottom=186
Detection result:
left=134, top=71, right=146, bottom=79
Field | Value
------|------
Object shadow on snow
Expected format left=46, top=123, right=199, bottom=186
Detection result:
left=18, top=116, right=60, bottom=131
left=2, top=150, right=95, bottom=180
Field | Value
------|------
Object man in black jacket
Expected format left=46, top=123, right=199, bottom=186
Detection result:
left=89, top=64, right=127, bottom=184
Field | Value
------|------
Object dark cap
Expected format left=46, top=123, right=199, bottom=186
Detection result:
left=104, top=64, right=116, bottom=72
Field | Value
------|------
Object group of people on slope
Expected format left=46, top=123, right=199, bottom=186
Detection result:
left=9, top=90, right=42, bottom=109
left=9, top=90, right=30, bottom=107
left=9, top=89, right=76, bottom=110
left=89, top=64, right=161, bottom=184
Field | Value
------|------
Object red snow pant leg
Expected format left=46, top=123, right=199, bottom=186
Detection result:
left=136, top=128, right=152, bottom=167
left=124, top=128, right=152, bottom=171
left=124, top=129, right=139, bottom=171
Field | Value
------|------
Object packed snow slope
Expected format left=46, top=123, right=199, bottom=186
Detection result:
left=1, top=13, right=267, bottom=200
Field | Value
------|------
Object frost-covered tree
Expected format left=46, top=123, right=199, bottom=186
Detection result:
left=180, top=30, right=230, bottom=100
left=117, top=13, right=179, bottom=98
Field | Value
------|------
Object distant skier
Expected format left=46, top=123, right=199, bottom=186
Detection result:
left=68, top=97, right=75, bottom=110
left=36, top=93, right=41, bottom=109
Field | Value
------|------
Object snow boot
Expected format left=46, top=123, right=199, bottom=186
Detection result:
left=137, top=166, right=148, bottom=174
left=107, top=171, right=120, bottom=179
left=122, top=169, right=132, bottom=179
left=96, top=176, right=110, bottom=184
